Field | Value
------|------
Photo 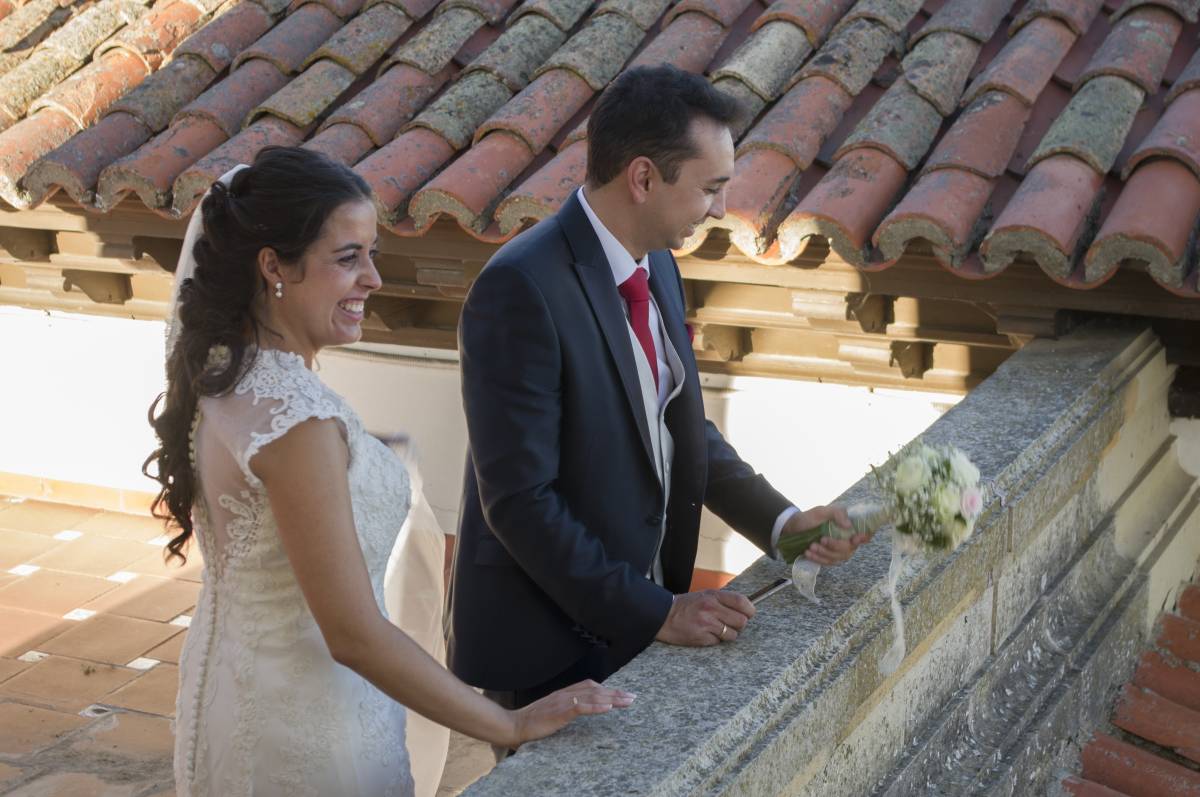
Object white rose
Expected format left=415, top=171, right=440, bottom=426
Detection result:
left=893, top=456, right=929, bottom=496
left=948, top=448, right=980, bottom=486
left=934, top=483, right=961, bottom=524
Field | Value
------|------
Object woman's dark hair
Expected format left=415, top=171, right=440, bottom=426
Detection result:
left=144, top=146, right=371, bottom=563
left=586, top=64, right=743, bottom=187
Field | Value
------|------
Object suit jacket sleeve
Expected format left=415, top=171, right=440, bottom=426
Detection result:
left=459, top=261, right=674, bottom=648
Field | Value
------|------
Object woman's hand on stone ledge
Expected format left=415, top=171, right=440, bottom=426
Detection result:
left=782, top=505, right=870, bottom=566
left=655, top=589, right=756, bottom=646
left=510, top=680, right=636, bottom=747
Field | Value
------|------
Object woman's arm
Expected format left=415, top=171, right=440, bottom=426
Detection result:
left=253, top=418, right=633, bottom=748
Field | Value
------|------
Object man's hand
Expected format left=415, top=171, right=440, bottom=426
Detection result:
left=655, top=589, right=755, bottom=646
left=782, top=505, right=870, bottom=566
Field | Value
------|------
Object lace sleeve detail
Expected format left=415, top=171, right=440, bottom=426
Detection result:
left=231, top=349, right=359, bottom=490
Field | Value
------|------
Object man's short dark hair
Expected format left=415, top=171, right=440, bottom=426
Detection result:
left=585, top=65, right=742, bottom=187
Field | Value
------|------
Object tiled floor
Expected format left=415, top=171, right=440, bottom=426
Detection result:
left=0, top=495, right=494, bottom=796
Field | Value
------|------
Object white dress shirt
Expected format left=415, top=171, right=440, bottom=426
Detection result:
left=576, top=188, right=798, bottom=559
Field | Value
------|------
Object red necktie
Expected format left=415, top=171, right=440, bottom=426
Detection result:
left=618, top=269, right=658, bottom=392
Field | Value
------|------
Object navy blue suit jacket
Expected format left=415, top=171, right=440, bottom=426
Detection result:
left=447, top=192, right=792, bottom=690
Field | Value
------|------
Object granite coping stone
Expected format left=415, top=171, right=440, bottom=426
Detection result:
left=465, top=322, right=1158, bottom=796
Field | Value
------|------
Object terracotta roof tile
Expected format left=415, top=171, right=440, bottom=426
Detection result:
left=408, top=129, right=530, bottom=231
left=982, top=153, right=1106, bottom=277
left=176, top=57, right=289, bottom=136
left=751, top=0, right=856, bottom=46
left=1010, top=0, right=1104, bottom=37
left=662, top=0, right=753, bottom=29
left=105, top=55, right=217, bottom=132
left=171, top=1, right=275, bottom=73
left=964, top=15, right=1080, bottom=106
left=21, top=111, right=151, bottom=205
left=476, top=68, right=592, bottom=152
left=295, top=0, right=363, bottom=20
left=354, top=126, right=454, bottom=220
left=95, top=0, right=212, bottom=73
left=909, top=0, right=1010, bottom=45
left=0, top=0, right=74, bottom=77
left=713, top=146, right=797, bottom=255
left=534, top=9, right=649, bottom=91
left=592, top=0, right=667, bottom=31
left=777, top=146, right=909, bottom=265
left=96, top=114, right=226, bottom=208
left=1007, top=76, right=1072, bottom=175
left=319, top=62, right=448, bottom=146
left=1131, top=649, right=1200, bottom=713
left=1113, top=683, right=1200, bottom=764
left=464, top=11, right=570, bottom=91
left=369, top=0, right=436, bottom=21
left=1029, top=75, right=1146, bottom=175
left=1082, top=733, right=1200, bottom=794
left=409, top=70, right=513, bottom=149
left=302, top=113, right=373, bottom=162
left=1127, top=86, right=1200, bottom=179
left=1076, top=4, right=1183, bottom=93
left=250, top=58, right=356, bottom=126
left=875, top=165, right=995, bottom=266
left=443, top=0, right=516, bottom=26
left=1181, top=584, right=1200, bottom=621
left=232, top=2, right=341, bottom=72
left=508, top=0, right=594, bottom=31
left=382, top=5, right=487, bottom=76
left=835, top=78, right=942, bottom=170
left=1112, top=0, right=1200, bottom=23
left=299, top=1, right=410, bottom=74
left=796, top=17, right=901, bottom=97
left=1158, top=611, right=1200, bottom=662
left=626, top=8, right=726, bottom=73
left=1167, top=45, right=1200, bottom=102
left=0, top=109, right=77, bottom=206
left=902, top=30, right=980, bottom=115
left=711, top=18, right=815, bottom=101
left=1085, top=158, right=1200, bottom=285
left=923, top=90, right=1029, bottom=178
left=171, top=115, right=303, bottom=213
left=740, top=75, right=854, bottom=169
left=1060, top=778, right=1130, bottom=796
left=831, top=0, right=926, bottom=37
left=494, top=134, right=584, bottom=233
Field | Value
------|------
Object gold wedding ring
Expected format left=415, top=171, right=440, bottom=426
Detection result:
left=720, top=624, right=728, bottom=640
left=572, top=696, right=579, bottom=706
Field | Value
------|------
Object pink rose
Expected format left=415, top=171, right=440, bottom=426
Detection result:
left=960, top=487, right=983, bottom=518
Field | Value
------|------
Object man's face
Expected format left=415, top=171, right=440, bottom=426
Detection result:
left=645, top=116, right=734, bottom=251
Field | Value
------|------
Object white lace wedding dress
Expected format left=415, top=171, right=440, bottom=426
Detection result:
left=174, top=348, right=415, bottom=796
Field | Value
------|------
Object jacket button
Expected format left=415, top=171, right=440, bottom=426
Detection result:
left=646, top=512, right=663, bottom=525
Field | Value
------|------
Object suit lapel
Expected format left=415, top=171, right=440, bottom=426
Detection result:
left=648, top=250, right=693, bottom=381
left=560, top=193, right=656, bottom=470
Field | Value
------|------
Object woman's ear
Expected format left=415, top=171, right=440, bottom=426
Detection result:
left=257, top=247, right=282, bottom=288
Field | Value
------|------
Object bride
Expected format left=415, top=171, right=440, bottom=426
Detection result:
left=144, top=147, right=634, bottom=796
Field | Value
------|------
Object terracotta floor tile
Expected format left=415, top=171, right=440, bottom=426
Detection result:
left=38, top=615, right=181, bottom=666
left=29, top=536, right=152, bottom=578
left=0, top=529, right=61, bottom=570
left=0, top=569, right=118, bottom=616
left=0, top=655, right=139, bottom=711
left=103, top=664, right=178, bottom=717
left=71, top=710, right=175, bottom=760
left=0, top=502, right=100, bottom=535
left=127, top=547, right=204, bottom=582
left=0, top=702, right=90, bottom=756
left=0, top=607, right=74, bottom=657
left=4, top=772, right=141, bottom=796
left=82, top=576, right=198, bottom=622
left=146, top=631, right=185, bottom=665
left=0, top=656, right=32, bottom=684
left=73, top=512, right=167, bottom=543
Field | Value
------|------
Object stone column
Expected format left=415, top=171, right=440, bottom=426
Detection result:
left=465, top=322, right=1200, bottom=797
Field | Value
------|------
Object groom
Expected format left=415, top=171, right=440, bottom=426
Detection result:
left=448, top=65, right=868, bottom=709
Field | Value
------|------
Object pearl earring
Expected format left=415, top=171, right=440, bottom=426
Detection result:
left=274, top=281, right=283, bottom=299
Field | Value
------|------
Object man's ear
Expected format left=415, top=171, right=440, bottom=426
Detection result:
left=626, top=156, right=655, bottom=205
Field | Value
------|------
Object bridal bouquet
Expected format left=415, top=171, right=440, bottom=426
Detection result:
left=777, top=442, right=985, bottom=675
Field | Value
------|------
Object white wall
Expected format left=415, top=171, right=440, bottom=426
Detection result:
left=0, top=309, right=960, bottom=575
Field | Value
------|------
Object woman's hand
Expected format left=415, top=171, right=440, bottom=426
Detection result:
left=508, top=680, right=636, bottom=748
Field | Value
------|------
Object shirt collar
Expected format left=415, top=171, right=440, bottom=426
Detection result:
left=577, top=187, right=648, bottom=287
